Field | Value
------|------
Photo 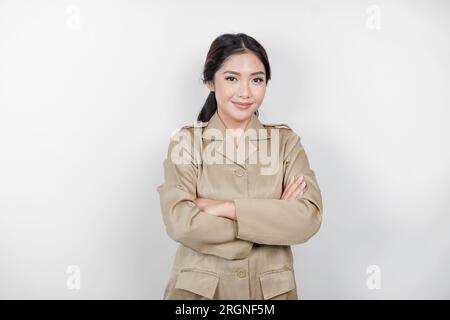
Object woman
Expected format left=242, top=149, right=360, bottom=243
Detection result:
left=156, top=33, right=323, bottom=300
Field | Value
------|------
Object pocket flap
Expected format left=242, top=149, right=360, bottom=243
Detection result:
left=175, top=269, right=219, bottom=299
left=259, top=269, right=296, bottom=300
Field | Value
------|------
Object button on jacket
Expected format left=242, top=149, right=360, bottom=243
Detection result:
left=156, top=110, right=323, bottom=300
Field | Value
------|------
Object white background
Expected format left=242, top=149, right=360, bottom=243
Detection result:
left=0, top=0, right=449, bottom=299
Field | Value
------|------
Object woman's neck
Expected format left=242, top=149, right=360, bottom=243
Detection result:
left=217, top=109, right=251, bottom=131
left=217, top=109, right=251, bottom=147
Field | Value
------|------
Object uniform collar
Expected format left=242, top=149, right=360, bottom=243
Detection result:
left=200, top=110, right=272, bottom=167
left=203, top=110, right=270, bottom=141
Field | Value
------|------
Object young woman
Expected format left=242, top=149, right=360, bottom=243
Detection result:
left=157, top=33, right=323, bottom=300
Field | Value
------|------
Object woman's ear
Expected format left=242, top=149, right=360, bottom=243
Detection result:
left=206, top=80, right=215, bottom=92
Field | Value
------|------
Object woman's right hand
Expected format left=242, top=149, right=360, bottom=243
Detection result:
left=280, top=175, right=306, bottom=200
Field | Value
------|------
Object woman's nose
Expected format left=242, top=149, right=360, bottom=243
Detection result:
left=238, top=82, right=250, bottom=98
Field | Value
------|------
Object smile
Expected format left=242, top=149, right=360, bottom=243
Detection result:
left=232, top=101, right=253, bottom=109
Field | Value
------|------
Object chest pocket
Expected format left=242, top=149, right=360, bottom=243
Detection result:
left=174, top=268, right=219, bottom=300
left=259, top=268, right=297, bottom=300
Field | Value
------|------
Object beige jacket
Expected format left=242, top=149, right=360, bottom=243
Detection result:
left=156, top=110, right=323, bottom=300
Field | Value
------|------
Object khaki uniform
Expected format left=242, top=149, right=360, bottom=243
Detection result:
left=156, top=110, right=323, bottom=300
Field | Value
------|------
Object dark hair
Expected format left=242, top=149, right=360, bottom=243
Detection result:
left=197, top=33, right=271, bottom=122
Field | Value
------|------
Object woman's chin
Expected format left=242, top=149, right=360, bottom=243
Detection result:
left=231, top=111, right=252, bottom=122
left=231, top=106, right=256, bottom=117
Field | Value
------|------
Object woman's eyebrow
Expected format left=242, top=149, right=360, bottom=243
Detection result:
left=223, top=70, right=265, bottom=76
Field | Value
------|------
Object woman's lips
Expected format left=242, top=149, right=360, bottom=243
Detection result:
left=232, top=101, right=253, bottom=110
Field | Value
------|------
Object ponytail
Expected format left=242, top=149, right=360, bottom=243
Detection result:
left=197, top=91, right=217, bottom=122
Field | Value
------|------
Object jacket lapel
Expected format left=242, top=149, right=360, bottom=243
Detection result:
left=202, top=111, right=271, bottom=168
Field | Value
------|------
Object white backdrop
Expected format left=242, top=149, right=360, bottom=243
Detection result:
left=1, top=0, right=449, bottom=299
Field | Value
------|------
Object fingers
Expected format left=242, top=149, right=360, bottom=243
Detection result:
left=281, top=176, right=299, bottom=199
left=193, top=197, right=206, bottom=210
left=288, top=182, right=306, bottom=200
left=281, top=175, right=306, bottom=200
left=292, top=181, right=306, bottom=199
left=289, top=178, right=306, bottom=200
left=194, top=198, right=223, bottom=210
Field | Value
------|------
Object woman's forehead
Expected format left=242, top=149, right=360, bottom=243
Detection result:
left=219, top=52, right=265, bottom=73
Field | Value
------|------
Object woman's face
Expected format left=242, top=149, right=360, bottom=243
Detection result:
left=207, top=51, right=267, bottom=126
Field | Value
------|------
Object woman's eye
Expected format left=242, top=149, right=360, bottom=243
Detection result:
left=225, top=76, right=264, bottom=83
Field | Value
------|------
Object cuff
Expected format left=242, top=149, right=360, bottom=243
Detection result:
left=233, top=198, right=256, bottom=241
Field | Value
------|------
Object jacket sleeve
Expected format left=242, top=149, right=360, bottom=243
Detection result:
left=233, top=130, right=323, bottom=246
left=156, top=130, right=253, bottom=260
